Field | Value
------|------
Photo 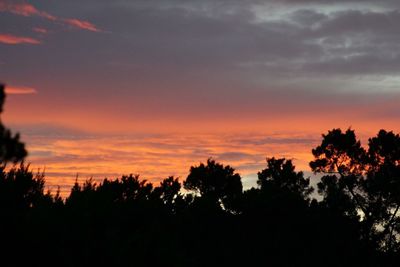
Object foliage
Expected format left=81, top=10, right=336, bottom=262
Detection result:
left=258, top=157, right=314, bottom=200
left=310, top=128, right=400, bottom=252
left=184, top=158, right=243, bottom=211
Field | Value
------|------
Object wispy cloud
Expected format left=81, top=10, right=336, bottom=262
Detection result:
left=0, top=34, right=41, bottom=45
left=0, top=1, right=102, bottom=32
left=5, top=86, right=37, bottom=94
left=33, top=27, right=48, bottom=34
left=20, top=129, right=317, bottom=195
left=63, top=19, right=101, bottom=32
left=0, top=2, right=55, bottom=20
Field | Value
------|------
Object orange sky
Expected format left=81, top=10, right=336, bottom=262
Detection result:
left=5, top=93, right=399, bottom=196
left=2, top=1, right=400, bottom=196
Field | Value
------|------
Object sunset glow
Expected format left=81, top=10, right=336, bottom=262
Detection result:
left=2, top=0, right=400, bottom=196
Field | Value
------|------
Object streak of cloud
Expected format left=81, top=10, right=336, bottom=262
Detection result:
left=33, top=27, right=48, bottom=34
left=5, top=86, right=37, bottom=94
left=0, top=1, right=102, bottom=32
left=0, top=2, right=56, bottom=20
left=0, top=33, right=41, bottom=45
left=19, top=127, right=318, bottom=195
left=63, top=18, right=101, bottom=32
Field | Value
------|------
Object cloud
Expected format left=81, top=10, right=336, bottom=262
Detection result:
left=33, top=27, right=48, bottom=34
left=3, top=1, right=400, bottom=198
left=0, top=34, right=41, bottom=45
left=17, top=127, right=319, bottom=195
left=0, top=1, right=101, bottom=32
left=0, top=2, right=56, bottom=20
left=63, top=19, right=101, bottom=32
left=5, top=86, right=37, bottom=94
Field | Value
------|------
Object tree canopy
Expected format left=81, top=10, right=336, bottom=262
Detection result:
left=184, top=158, right=243, bottom=211
left=310, top=128, right=400, bottom=251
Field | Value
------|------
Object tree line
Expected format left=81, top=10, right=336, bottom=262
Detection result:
left=0, top=84, right=399, bottom=266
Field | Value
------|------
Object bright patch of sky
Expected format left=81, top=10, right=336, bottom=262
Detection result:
left=252, top=2, right=392, bottom=23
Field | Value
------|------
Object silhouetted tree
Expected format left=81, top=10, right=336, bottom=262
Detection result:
left=184, top=159, right=243, bottom=211
left=152, top=176, right=184, bottom=213
left=258, top=157, right=314, bottom=200
left=366, top=130, right=400, bottom=251
left=311, top=128, right=400, bottom=252
left=0, top=164, right=46, bottom=211
left=0, top=84, right=27, bottom=164
left=310, top=129, right=367, bottom=217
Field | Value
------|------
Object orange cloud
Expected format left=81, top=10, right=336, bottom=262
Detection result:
left=0, top=1, right=101, bottom=32
left=0, top=2, right=56, bottom=20
left=5, top=86, right=37, bottom=95
left=0, top=34, right=41, bottom=45
left=22, top=131, right=318, bottom=196
left=64, top=18, right=102, bottom=32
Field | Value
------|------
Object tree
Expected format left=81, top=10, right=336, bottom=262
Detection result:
left=152, top=176, right=183, bottom=212
left=310, top=128, right=365, bottom=219
left=310, top=128, right=400, bottom=251
left=0, top=164, right=47, bottom=211
left=366, top=130, right=400, bottom=251
left=184, top=159, right=242, bottom=211
left=0, top=85, right=43, bottom=212
left=0, top=84, right=27, bottom=164
left=66, top=175, right=154, bottom=207
left=258, top=157, right=313, bottom=200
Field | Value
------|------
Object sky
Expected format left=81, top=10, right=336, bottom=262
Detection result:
left=1, top=0, right=400, bottom=195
